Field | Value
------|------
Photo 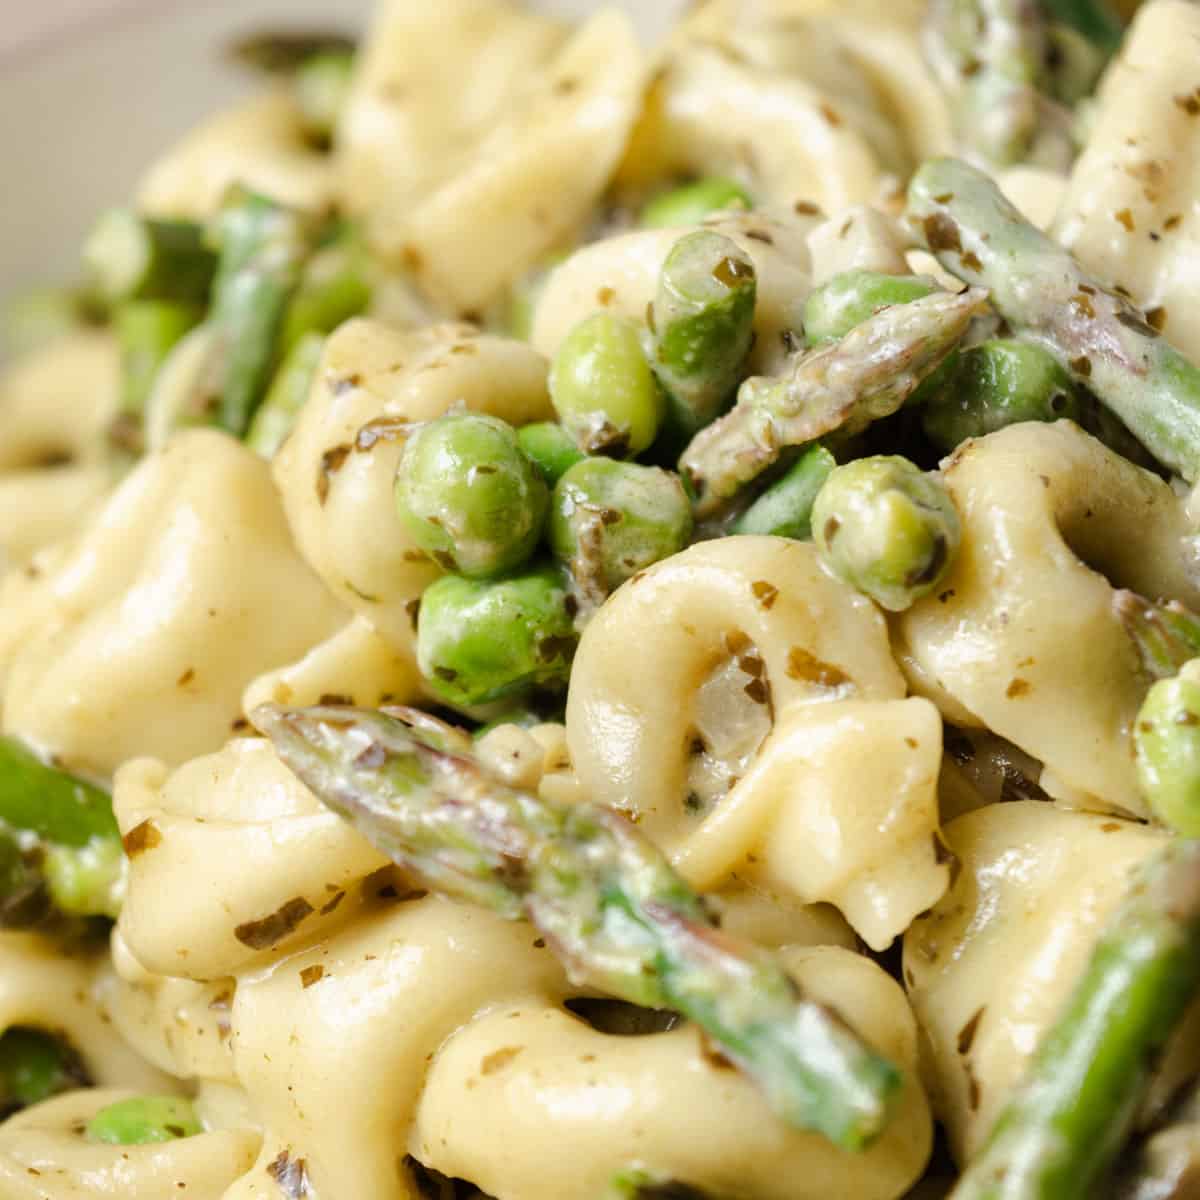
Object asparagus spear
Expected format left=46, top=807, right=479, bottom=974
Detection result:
left=251, top=703, right=904, bottom=1149
left=907, top=158, right=1200, bottom=482
left=83, top=209, right=216, bottom=307
left=204, top=185, right=318, bottom=438
left=0, top=735, right=123, bottom=919
left=1115, top=591, right=1200, bottom=682
left=113, top=299, right=203, bottom=430
left=949, top=838, right=1200, bottom=1200
left=731, top=444, right=836, bottom=540
left=679, top=288, right=987, bottom=518
left=278, top=232, right=371, bottom=353
left=649, top=231, right=757, bottom=440
left=245, top=331, right=325, bottom=458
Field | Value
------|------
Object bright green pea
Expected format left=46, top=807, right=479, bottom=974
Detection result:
left=0, top=1029, right=82, bottom=1115
left=803, top=271, right=940, bottom=346
left=812, top=456, right=961, bottom=612
left=639, top=177, right=754, bottom=229
left=920, top=339, right=1081, bottom=452
left=517, top=422, right=586, bottom=487
left=417, top=565, right=577, bottom=708
left=549, top=313, right=663, bottom=457
left=85, top=1095, right=202, bottom=1145
left=549, top=458, right=693, bottom=593
left=733, top=444, right=837, bottom=540
left=1134, top=673, right=1200, bottom=836
left=395, top=413, right=548, bottom=580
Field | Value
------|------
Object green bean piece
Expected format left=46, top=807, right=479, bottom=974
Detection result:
left=549, top=313, right=664, bottom=457
left=294, top=49, right=355, bottom=144
left=549, top=458, right=693, bottom=609
left=395, top=413, right=549, bottom=580
left=920, top=339, right=1081, bottom=451
left=0, top=1029, right=85, bottom=1116
left=812, top=456, right=961, bottom=612
left=227, top=30, right=356, bottom=74
left=114, top=300, right=203, bottom=422
left=246, top=332, right=324, bottom=459
left=278, top=234, right=370, bottom=354
left=0, top=736, right=117, bottom=848
left=804, top=272, right=940, bottom=347
left=732, top=444, right=837, bottom=540
left=42, top=837, right=125, bottom=921
left=1114, top=591, right=1200, bottom=682
left=1134, top=669, right=1200, bottom=836
left=949, top=838, right=1200, bottom=1200
left=416, top=565, right=577, bottom=707
left=2, top=287, right=105, bottom=358
left=252, top=702, right=904, bottom=1149
left=680, top=288, right=987, bottom=518
left=907, top=158, right=1200, bottom=482
left=204, top=185, right=318, bottom=437
left=83, top=210, right=216, bottom=306
left=639, top=178, right=753, bottom=229
left=517, top=422, right=586, bottom=486
left=85, top=1096, right=202, bottom=1145
left=1041, top=0, right=1123, bottom=54
left=650, top=231, right=757, bottom=440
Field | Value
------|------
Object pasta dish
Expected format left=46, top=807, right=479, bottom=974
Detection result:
left=2, top=0, right=1200, bottom=1195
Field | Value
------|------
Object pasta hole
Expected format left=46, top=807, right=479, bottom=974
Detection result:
left=564, top=998, right=681, bottom=1037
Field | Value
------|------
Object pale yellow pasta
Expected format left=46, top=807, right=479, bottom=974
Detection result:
left=806, top=205, right=912, bottom=285
left=341, top=3, right=645, bottom=314
left=0, top=1089, right=260, bottom=1200
left=273, top=318, right=553, bottom=646
left=902, top=802, right=1186, bottom=1162
left=1053, top=0, right=1200, bottom=360
left=0, top=933, right=175, bottom=1095
left=114, top=737, right=388, bottom=981
left=896, top=421, right=1200, bottom=817
left=137, top=89, right=337, bottom=221
left=532, top=211, right=819, bottom=379
left=0, top=430, right=344, bottom=774
left=0, top=333, right=120, bottom=567
left=567, top=536, right=950, bottom=947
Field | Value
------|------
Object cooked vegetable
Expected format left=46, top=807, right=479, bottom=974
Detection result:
left=0, top=1029, right=84, bottom=1118
left=395, top=412, right=549, bottom=580
left=416, top=565, right=577, bottom=707
left=908, top=158, right=1200, bottom=481
left=549, top=457, right=692, bottom=610
left=114, top=299, right=203, bottom=423
left=85, top=1096, right=202, bottom=1145
left=680, top=288, right=987, bottom=517
left=245, top=331, right=325, bottom=458
left=639, top=177, right=753, bottom=229
left=252, top=702, right=904, bottom=1150
left=649, top=231, right=757, bottom=439
left=1114, top=591, right=1200, bottom=683
left=278, top=232, right=371, bottom=352
left=803, top=271, right=940, bottom=347
left=950, top=838, right=1200, bottom=1199
left=732, top=444, right=837, bottom=540
left=1134, top=668, right=1200, bottom=837
left=294, top=49, right=355, bottom=143
left=83, top=210, right=216, bottom=307
left=550, top=313, right=663, bottom=457
left=812, top=457, right=961, bottom=612
left=517, top=422, right=586, bottom=487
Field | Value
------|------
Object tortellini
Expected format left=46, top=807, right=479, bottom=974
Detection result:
left=1053, top=0, right=1200, bottom=361
left=896, top=421, right=1200, bottom=816
left=568, top=536, right=951, bottom=948
left=903, top=802, right=1186, bottom=1162
left=341, top=2, right=646, bottom=313
left=273, top=318, right=553, bottom=646
left=0, top=430, right=345, bottom=774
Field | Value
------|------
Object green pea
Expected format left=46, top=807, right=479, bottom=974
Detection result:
left=395, top=413, right=549, bottom=580
left=920, top=339, right=1081, bottom=452
left=85, top=1096, right=202, bottom=1145
left=639, top=177, right=754, bottom=229
left=1134, top=673, right=1200, bottom=836
left=517, top=422, right=586, bottom=487
left=0, top=1029, right=83, bottom=1115
left=549, top=458, right=692, bottom=593
left=803, top=271, right=940, bottom=346
left=549, top=313, right=663, bottom=457
left=733, top=444, right=837, bottom=540
left=812, top=456, right=961, bottom=612
left=43, top=836, right=126, bottom=920
left=417, top=565, right=577, bottom=707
